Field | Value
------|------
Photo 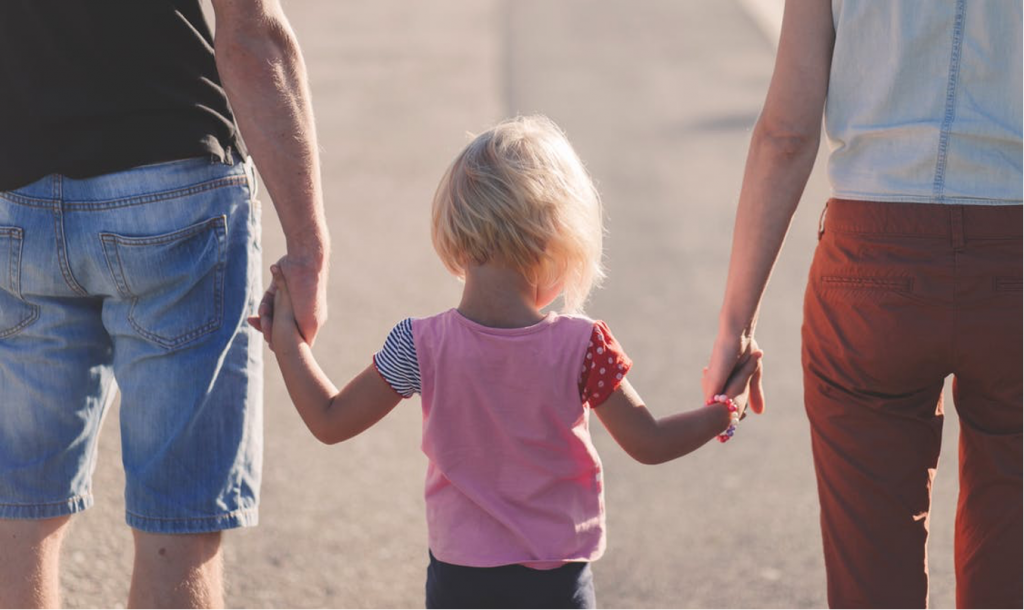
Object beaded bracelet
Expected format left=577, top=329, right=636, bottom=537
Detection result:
left=706, top=394, right=741, bottom=443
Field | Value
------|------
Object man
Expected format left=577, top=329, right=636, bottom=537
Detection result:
left=0, top=0, right=328, bottom=606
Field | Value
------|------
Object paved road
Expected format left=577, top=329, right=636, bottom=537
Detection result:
left=59, top=1, right=962, bottom=607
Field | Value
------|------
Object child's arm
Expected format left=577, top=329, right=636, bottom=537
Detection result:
left=594, top=351, right=762, bottom=464
left=269, top=266, right=402, bottom=444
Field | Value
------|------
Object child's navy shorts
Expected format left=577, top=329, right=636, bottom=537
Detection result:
left=425, top=551, right=596, bottom=609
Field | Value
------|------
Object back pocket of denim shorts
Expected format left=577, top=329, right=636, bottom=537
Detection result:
left=0, top=227, right=39, bottom=338
left=101, top=216, right=227, bottom=349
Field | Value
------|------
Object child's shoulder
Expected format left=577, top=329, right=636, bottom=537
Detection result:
left=390, top=310, right=451, bottom=329
left=555, top=314, right=625, bottom=353
left=551, top=311, right=598, bottom=330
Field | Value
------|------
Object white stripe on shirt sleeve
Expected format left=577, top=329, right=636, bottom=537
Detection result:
left=373, top=318, right=421, bottom=398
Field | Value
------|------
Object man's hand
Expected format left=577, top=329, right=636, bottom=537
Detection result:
left=248, top=253, right=327, bottom=347
left=275, top=253, right=328, bottom=345
left=214, top=0, right=330, bottom=345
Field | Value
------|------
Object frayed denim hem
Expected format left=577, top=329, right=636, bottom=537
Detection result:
left=125, top=505, right=259, bottom=534
left=0, top=493, right=92, bottom=520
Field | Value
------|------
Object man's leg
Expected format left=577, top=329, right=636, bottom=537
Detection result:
left=0, top=516, right=71, bottom=608
left=87, top=158, right=262, bottom=607
left=128, top=530, right=223, bottom=609
left=2, top=188, right=117, bottom=608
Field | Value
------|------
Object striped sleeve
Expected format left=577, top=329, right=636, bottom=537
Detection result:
left=372, top=318, right=421, bottom=398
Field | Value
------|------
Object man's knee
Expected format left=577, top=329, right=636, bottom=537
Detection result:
left=0, top=514, right=72, bottom=550
left=0, top=516, right=72, bottom=608
left=132, top=529, right=223, bottom=564
left=130, top=530, right=224, bottom=608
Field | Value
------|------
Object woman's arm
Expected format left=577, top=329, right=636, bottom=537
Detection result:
left=596, top=351, right=762, bottom=465
left=270, top=267, right=402, bottom=445
left=703, top=0, right=835, bottom=413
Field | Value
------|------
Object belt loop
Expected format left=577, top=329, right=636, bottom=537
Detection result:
left=211, top=146, right=234, bottom=166
left=950, top=205, right=965, bottom=250
left=817, top=201, right=829, bottom=241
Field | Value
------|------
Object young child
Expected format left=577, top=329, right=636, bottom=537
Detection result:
left=261, top=115, right=762, bottom=609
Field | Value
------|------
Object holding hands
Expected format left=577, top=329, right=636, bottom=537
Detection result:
left=266, top=264, right=302, bottom=351
left=713, top=341, right=763, bottom=419
left=704, top=333, right=765, bottom=415
left=247, top=263, right=306, bottom=355
left=248, top=253, right=326, bottom=350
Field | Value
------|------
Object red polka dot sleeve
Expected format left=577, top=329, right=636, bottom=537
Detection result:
left=579, top=321, right=632, bottom=408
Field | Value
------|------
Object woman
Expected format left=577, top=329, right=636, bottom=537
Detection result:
left=704, top=1, right=1022, bottom=607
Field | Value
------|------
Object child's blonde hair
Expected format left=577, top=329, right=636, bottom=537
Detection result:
left=431, top=115, right=604, bottom=313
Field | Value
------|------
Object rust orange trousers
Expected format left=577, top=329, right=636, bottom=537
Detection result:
left=802, top=199, right=1022, bottom=608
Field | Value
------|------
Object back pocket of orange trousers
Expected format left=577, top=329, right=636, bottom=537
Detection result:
left=994, top=277, right=1023, bottom=293
left=820, top=276, right=914, bottom=292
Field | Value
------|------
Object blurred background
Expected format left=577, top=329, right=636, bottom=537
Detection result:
left=59, top=1, right=963, bottom=607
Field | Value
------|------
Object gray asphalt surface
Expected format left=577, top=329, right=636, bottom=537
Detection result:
left=58, top=1, right=962, bottom=607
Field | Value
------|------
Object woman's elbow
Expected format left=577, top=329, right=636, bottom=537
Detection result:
left=751, top=119, right=820, bottom=160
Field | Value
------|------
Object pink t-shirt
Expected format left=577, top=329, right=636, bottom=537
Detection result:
left=374, top=309, right=631, bottom=568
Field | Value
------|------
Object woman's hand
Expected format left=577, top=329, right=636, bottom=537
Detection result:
left=704, top=334, right=765, bottom=414
left=716, top=341, right=764, bottom=417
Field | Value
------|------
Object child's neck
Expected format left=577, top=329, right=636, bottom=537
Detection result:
left=458, top=263, right=547, bottom=329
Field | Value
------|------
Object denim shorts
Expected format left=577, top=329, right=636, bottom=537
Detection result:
left=0, top=155, right=263, bottom=534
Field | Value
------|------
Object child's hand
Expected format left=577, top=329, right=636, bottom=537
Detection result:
left=269, top=264, right=304, bottom=350
left=247, top=280, right=278, bottom=349
left=720, top=341, right=764, bottom=418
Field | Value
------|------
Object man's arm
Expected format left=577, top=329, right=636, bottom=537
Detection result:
left=211, top=0, right=329, bottom=344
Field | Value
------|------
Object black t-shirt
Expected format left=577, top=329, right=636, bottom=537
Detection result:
left=0, top=1, right=246, bottom=191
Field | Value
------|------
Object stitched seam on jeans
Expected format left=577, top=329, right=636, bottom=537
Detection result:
left=0, top=307, right=39, bottom=339
left=98, top=216, right=226, bottom=247
left=5, top=228, right=16, bottom=293
left=126, top=309, right=221, bottom=349
left=99, top=236, right=131, bottom=298
left=0, top=229, right=38, bottom=339
left=52, top=178, right=89, bottom=297
left=0, top=191, right=57, bottom=207
left=125, top=506, right=257, bottom=522
left=0, top=494, right=91, bottom=507
left=62, top=176, right=246, bottom=210
left=2, top=227, right=23, bottom=296
left=109, top=217, right=227, bottom=349
left=821, top=276, right=914, bottom=291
